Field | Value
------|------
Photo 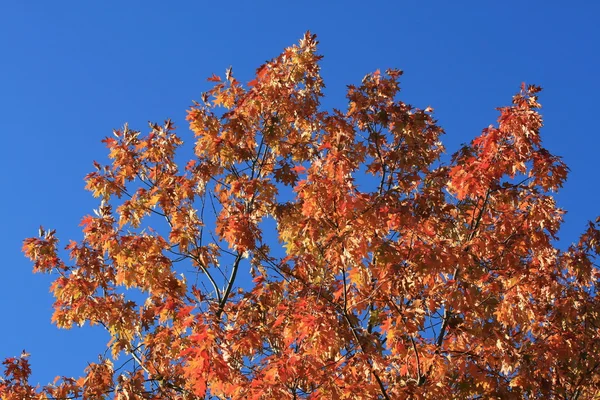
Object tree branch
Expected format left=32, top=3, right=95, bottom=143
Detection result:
left=437, top=189, right=491, bottom=350
left=216, top=252, right=243, bottom=319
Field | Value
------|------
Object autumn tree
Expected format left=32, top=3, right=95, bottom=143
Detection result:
left=3, top=32, right=600, bottom=399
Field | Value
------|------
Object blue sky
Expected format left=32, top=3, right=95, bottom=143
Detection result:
left=1, top=0, right=599, bottom=387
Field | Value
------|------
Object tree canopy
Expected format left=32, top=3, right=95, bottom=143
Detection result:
left=3, top=32, right=600, bottom=399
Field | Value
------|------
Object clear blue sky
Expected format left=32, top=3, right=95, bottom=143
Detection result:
left=1, top=0, right=598, bottom=387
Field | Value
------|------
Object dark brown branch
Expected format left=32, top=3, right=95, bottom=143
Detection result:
left=436, top=189, right=491, bottom=349
left=341, top=259, right=391, bottom=400
left=216, top=252, right=243, bottom=319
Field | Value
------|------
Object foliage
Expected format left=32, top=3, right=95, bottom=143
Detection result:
left=3, top=32, right=600, bottom=399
